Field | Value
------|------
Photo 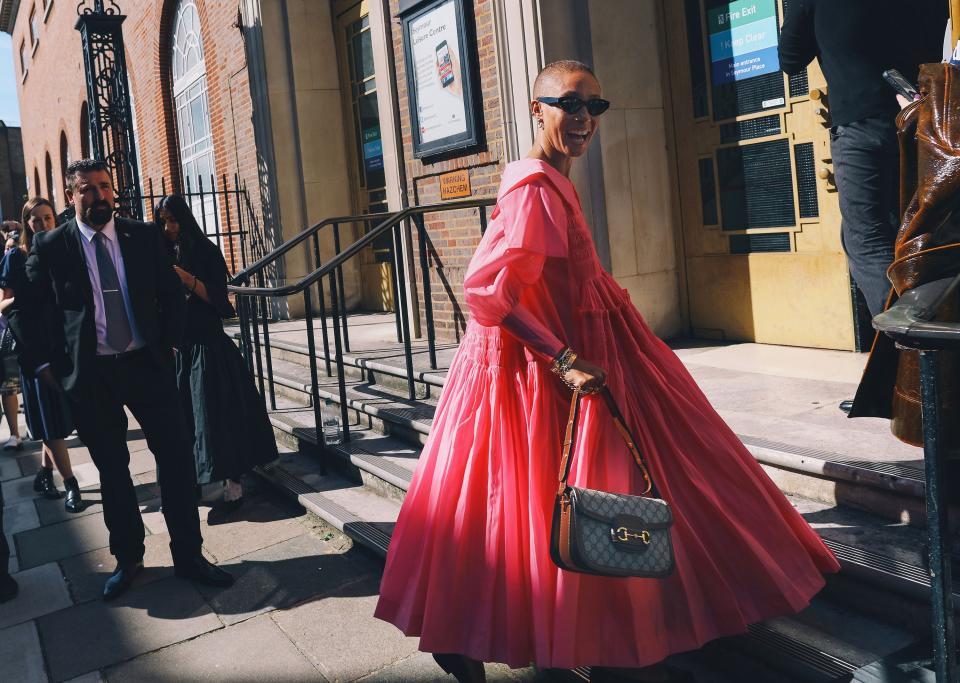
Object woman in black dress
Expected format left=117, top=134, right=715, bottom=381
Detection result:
left=155, top=195, right=278, bottom=523
left=0, top=198, right=81, bottom=512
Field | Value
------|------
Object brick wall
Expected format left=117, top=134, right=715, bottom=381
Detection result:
left=389, top=0, right=505, bottom=342
left=12, top=0, right=262, bottom=270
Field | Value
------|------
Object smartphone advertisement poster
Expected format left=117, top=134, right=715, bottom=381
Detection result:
left=707, top=0, right=780, bottom=86
left=409, top=0, right=467, bottom=145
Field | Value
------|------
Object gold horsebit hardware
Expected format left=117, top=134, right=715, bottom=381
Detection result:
left=611, top=526, right=651, bottom=544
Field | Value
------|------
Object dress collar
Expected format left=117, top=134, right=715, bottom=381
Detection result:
left=497, top=158, right=581, bottom=209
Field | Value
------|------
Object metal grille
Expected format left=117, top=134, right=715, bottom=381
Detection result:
left=794, top=142, right=819, bottom=218
left=729, top=232, right=791, bottom=253
left=717, top=138, right=795, bottom=230
left=789, top=70, right=810, bottom=98
left=719, top=114, right=781, bottom=143
left=698, top=158, right=718, bottom=225
left=713, top=71, right=786, bottom=122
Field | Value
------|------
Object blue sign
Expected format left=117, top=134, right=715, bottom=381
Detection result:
left=708, top=1, right=780, bottom=85
left=363, top=136, right=384, bottom=172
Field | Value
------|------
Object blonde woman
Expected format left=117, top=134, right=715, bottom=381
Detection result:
left=0, top=198, right=81, bottom=512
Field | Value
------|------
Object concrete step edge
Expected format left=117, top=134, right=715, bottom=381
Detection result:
left=267, top=393, right=928, bottom=502
left=255, top=462, right=390, bottom=559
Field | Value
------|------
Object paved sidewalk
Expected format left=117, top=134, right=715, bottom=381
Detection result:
left=0, top=413, right=540, bottom=682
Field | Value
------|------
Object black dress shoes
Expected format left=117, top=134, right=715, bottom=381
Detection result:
left=33, top=467, right=63, bottom=500
left=174, top=556, right=235, bottom=588
left=0, top=574, right=19, bottom=604
left=103, top=561, right=144, bottom=601
left=206, top=498, right=243, bottom=526
left=839, top=399, right=854, bottom=414
left=64, top=478, right=83, bottom=513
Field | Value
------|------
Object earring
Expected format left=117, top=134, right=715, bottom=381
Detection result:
left=537, top=118, right=544, bottom=129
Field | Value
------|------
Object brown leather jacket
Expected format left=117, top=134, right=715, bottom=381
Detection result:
left=850, top=63, right=960, bottom=450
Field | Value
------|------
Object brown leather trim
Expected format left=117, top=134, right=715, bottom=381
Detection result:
left=888, top=243, right=960, bottom=293
left=558, top=494, right=574, bottom=568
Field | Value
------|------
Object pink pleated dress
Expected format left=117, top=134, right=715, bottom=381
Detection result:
left=374, top=159, right=839, bottom=669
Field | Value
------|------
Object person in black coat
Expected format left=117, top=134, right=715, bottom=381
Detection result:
left=1, top=197, right=82, bottom=511
left=155, top=195, right=278, bottom=524
left=7, top=159, right=234, bottom=600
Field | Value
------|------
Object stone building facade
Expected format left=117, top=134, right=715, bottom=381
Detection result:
left=2, top=0, right=863, bottom=351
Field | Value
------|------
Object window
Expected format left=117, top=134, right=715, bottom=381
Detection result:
left=19, top=40, right=28, bottom=79
left=59, top=131, right=70, bottom=205
left=29, top=7, right=40, bottom=48
left=44, top=152, right=56, bottom=211
left=80, top=101, right=91, bottom=158
left=171, top=0, right=217, bottom=229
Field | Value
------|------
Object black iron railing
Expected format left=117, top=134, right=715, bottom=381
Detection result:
left=227, top=198, right=495, bottom=447
left=138, top=174, right=262, bottom=276
left=871, top=273, right=960, bottom=683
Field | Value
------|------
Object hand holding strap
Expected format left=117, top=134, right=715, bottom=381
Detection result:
left=556, top=388, right=657, bottom=497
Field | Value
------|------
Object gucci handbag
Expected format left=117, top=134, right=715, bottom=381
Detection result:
left=549, top=388, right=675, bottom=578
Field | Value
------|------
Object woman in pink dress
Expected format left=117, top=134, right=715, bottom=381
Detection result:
left=374, top=60, right=839, bottom=682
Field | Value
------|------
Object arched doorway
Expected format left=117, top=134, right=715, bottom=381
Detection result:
left=170, top=0, right=217, bottom=228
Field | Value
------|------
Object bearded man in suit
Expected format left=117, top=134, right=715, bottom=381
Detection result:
left=8, top=159, right=234, bottom=600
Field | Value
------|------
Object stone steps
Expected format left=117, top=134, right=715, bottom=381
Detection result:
left=257, top=436, right=930, bottom=682
left=239, top=318, right=949, bottom=679
left=255, top=345, right=948, bottom=531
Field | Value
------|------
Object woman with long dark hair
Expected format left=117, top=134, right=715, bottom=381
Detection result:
left=155, top=194, right=278, bottom=523
left=0, top=198, right=82, bottom=512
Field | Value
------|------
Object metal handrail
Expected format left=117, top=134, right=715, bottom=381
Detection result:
left=227, top=198, right=495, bottom=295
left=228, top=209, right=397, bottom=286
left=226, top=196, right=495, bottom=454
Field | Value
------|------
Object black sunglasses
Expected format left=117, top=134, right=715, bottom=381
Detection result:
left=537, top=96, right=611, bottom=116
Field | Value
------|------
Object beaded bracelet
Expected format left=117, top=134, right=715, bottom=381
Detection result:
left=551, top=347, right=577, bottom=375
left=551, top=347, right=582, bottom=392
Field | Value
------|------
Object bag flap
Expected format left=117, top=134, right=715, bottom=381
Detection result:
left=569, top=487, right=672, bottom=528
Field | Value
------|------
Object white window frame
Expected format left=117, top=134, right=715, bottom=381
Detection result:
left=171, top=0, right=217, bottom=233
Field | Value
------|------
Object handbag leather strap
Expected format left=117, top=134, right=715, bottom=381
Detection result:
left=556, top=387, right=658, bottom=498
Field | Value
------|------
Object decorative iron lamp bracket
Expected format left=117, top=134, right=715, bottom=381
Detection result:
left=75, top=0, right=143, bottom=220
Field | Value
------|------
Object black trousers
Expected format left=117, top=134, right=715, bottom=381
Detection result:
left=0, top=479, right=9, bottom=577
left=70, top=349, right=202, bottom=566
left=830, top=117, right=900, bottom=317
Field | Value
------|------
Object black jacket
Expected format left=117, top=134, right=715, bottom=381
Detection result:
left=779, top=0, right=945, bottom=127
left=8, top=217, right=186, bottom=395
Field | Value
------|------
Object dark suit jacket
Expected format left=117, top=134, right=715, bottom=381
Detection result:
left=8, top=217, right=186, bottom=396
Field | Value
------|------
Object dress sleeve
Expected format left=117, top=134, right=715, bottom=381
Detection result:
left=196, top=240, right=236, bottom=319
left=0, top=249, right=26, bottom=292
left=778, top=0, right=816, bottom=75
left=463, top=180, right=569, bottom=361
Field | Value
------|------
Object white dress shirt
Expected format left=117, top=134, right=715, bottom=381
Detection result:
left=76, top=217, right=146, bottom=355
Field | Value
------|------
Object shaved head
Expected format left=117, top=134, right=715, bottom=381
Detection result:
left=532, top=60, right=596, bottom=98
